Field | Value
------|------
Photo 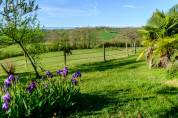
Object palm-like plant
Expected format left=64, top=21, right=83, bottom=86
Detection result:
left=138, top=5, right=178, bottom=68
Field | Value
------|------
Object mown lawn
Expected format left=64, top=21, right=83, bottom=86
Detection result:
left=0, top=48, right=178, bottom=117
left=0, top=47, right=133, bottom=75
left=67, top=55, right=178, bottom=118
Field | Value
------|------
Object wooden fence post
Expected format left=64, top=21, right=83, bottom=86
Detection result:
left=126, top=42, right=128, bottom=56
left=103, top=43, right=106, bottom=62
left=134, top=41, right=136, bottom=54
left=64, top=50, right=67, bottom=66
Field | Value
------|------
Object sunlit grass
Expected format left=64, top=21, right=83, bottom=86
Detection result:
left=0, top=47, right=177, bottom=117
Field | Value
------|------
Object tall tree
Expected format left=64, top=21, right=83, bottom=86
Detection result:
left=0, top=0, right=42, bottom=77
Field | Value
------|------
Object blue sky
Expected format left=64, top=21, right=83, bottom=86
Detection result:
left=37, top=0, right=178, bottom=28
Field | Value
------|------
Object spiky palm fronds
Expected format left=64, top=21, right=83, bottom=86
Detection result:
left=138, top=4, right=178, bottom=68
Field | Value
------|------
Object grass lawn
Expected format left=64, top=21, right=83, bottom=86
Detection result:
left=70, top=56, right=178, bottom=118
left=0, top=48, right=178, bottom=117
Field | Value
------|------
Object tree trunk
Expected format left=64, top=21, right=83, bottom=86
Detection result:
left=18, top=42, right=40, bottom=78
left=158, top=54, right=170, bottom=68
left=147, top=47, right=153, bottom=69
left=64, top=50, right=67, bottom=66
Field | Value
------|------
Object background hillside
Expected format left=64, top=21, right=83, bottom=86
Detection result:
left=44, top=27, right=141, bottom=49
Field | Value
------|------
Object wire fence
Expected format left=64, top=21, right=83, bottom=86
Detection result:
left=0, top=47, right=140, bottom=74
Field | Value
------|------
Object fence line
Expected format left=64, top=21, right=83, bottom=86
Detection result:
left=0, top=47, right=140, bottom=73
left=72, top=51, right=102, bottom=55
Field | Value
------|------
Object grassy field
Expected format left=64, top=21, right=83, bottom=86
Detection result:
left=98, top=30, right=118, bottom=41
left=0, top=48, right=178, bottom=117
left=0, top=47, right=133, bottom=75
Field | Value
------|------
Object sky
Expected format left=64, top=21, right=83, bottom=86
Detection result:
left=37, top=0, right=178, bottom=28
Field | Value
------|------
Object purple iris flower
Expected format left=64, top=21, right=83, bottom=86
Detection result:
left=71, top=78, right=78, bottom=85
left=3, top=93, right=11, bottom=103
left=4, top=79, right=11, bottom=88
left=45, top=70, right=53, bottom=78
left=2, top=102, right=9, bottom=111
left=8, top=74, right=15, bottom=81
left=26, top=81, right=36, bottom=93
left=72, top=71, right=82, bottom=79
left=63, top=67, right=68, bottom=77
left=76, top=71, right=81, bottom=77
left=56, top=70, right=63, bottom=76
left=72, top=73, right=77, bottom=78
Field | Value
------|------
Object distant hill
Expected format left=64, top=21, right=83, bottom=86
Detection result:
left=43, top=27, right=141, bottom=49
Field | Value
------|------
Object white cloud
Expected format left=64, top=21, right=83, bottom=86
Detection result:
left=40, top=1, right=100, bottom=17
left=123, top=5, right=137, bottom=9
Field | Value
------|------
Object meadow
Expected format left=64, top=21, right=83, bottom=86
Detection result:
left=0, top=47, right=177, bottom=117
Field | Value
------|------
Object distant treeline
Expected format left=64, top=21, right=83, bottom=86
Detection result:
left=43, top=27, right=141, bottom=50
left=0, top=27, right=141, bottom=50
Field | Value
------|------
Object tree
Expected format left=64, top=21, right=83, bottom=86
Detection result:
left=0, top=0, right=42, bottom=77
left=138, top=4, right=178, bottom=68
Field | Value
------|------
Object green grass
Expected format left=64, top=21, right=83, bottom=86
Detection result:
left=69, top=57, right=175, bottom=118
left=0, top=45, right=22, bottom=54
left=0, top=47, right=133, bottom=75
left=99, top=30, right=118, bottom=41
left=0, top=44, right=23, bottom=59
left=0, top=48, right=178, bottom=117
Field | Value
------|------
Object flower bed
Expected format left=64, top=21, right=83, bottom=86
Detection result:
left=0, top=67, right=81, bottom=117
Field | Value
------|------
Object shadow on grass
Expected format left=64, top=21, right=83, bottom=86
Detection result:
left=156, top=86, right=178, bottom=118
left=156, top=86, right=178, bottom=95
left=67, top=89, right=155, bottom=117
left=70, top=56, right=145, bottom=73
left=0, top=56, right=143, bottom=83
left=159, top=106, right=178, bottom=118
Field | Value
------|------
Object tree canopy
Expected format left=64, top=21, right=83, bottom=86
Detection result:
left=0, top=0, right=43, bottom=77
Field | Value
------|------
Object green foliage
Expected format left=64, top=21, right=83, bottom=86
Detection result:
left=28, top=43, right=47, bottom=55
left=0, top=77, right=79, bottom=117
left=0, top=0, right=40, bottom=43
left=139, top=4, right=178, bottom=68
left=0, top=0, right=44, bottom=77
left=154, top=38, right=178, bottom=56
